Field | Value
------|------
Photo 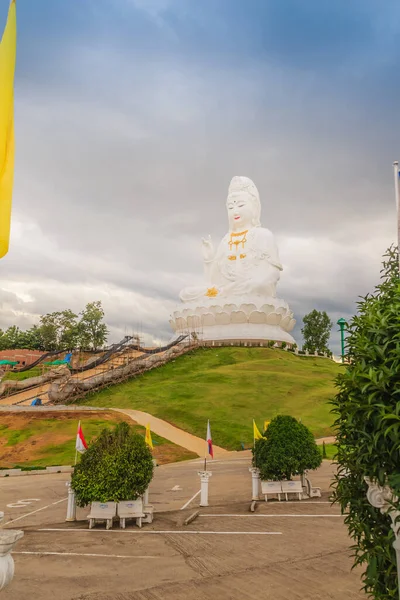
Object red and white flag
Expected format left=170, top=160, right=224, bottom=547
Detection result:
left=76, top=421, right=88, bottom=454
left=206, top=420, right=213, bottom=459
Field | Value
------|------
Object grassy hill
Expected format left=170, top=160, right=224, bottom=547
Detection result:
left=78, top=347, right=342, bottom=450
left=0, top=411, right=197, bottom=468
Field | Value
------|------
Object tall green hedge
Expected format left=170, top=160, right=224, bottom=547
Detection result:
left=252, top=415, right=322, bottom=481
left=71, top=422, right=154, bottom=507
left=332, top=247, right=400, bottom=599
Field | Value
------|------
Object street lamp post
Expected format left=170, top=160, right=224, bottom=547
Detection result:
left=337, top=318, right=346, bottom=363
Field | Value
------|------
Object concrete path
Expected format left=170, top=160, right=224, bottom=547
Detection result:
left=111, top=408, right=230, bottom=458
left=315, top=436, right=335, bottom=445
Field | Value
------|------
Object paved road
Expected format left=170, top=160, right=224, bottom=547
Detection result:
left=1, top=457, right=362, bottom=600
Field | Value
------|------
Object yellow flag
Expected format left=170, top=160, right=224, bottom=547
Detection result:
left=145, top=423, right=153, bottom=450
left=264, top=420, right=270, bottom=432
left=253, top=419, right=263, bottom=441
left=0, top=1, right=17, bottom=259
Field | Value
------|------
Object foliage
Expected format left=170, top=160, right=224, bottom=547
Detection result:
left=78, top=301, right=109, bottom=350
left=39, top=309, right=79, bottom=351
left=71, top=422, right=154, bottom=506
left=331, top=246, right=400, bottom=599
left=252, top=415, right=322, bottom=480
left=301, top=309, right=333, bottom=354
left=322, top=441, right=327, bottom=459
left=0, top=301, right=108, bottom=352
left=79, top=347, right=341, bottom=449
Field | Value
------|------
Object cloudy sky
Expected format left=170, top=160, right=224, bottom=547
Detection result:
left=0, top=0, right=399, bottom=353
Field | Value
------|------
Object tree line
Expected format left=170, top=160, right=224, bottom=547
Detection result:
left=0, top=301, right=109, bottom=352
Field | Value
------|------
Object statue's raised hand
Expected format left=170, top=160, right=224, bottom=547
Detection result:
left=201, top=235, right=214, bottom=262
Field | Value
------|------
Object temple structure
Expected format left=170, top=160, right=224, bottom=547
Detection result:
left=170, top=176, right=296, bottom=344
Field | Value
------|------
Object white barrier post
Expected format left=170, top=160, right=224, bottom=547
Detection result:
left=198, top=471, right=212, bottom=507
left=66, top=481, right=77, bottom=522
left=143, top=487, right=149, bottom=506
left=249, top=467, right=260, bottom=500
left=0, top=512, right=24, bottom=591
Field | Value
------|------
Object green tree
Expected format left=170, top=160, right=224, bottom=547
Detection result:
left=301, top=309, right=332, bottom=354
left=332, top=246, right=400, bottom=599
left=79, top=301, right=108, bottom=350
left=252, top=415, right=322, bottom=481
left=23, top=325, right=45, bottom=351
left=38, top=310, right=79, bottom=351
left=2, top=326, right=24, bottom=349
left=71, top=422, right=154, bottom=507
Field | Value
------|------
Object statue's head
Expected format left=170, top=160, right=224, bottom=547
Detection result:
left=226, top=176, right=261, bottom=232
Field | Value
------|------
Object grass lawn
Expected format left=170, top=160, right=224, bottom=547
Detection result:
left=0, top=411, right=197, bottom=468
left=2, top=366, right=48, bottom=381
left=78, top=347, right=343, bottom=450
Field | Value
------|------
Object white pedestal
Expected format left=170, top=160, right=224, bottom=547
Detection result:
left=143, top=488, right=149, bottom=506
left=198, top=471, right=212, bottom=507
left=249, top=467, right=260, bottom=500
left=0, top=512, right=24, bottom=591
left=66, top=481, right=77, bottom=522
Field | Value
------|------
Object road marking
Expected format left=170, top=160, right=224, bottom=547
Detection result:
left=200, top=514, right=343, bottom=518
left=180, top=490, right=201, bottom=510
left=38, top=528, right=282, bottom=535
left=13, top=551, right=159, bottom=559
left=171, top=485, right=182, bottom=491
left=1, top=497, right=67, bottom=527
left=7, top=499, right=41, bottom=509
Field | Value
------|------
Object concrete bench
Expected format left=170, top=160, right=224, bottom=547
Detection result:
left=117, top=500, right=145, bottom=529
left=142, top=503, right=154, bottom=524
left=261, top=481, right=283, bottom=502
left=87, top=502, right=117, bottom=529
left=281, top=480, right=303, bottom=501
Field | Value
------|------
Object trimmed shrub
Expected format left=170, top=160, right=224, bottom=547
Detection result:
left=71, top=422, right=154, bottom=507
left=252, top=415, right=322, bottom=481
left=331, top=246, right=400, bottom=598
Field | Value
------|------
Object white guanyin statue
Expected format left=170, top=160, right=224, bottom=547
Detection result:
left=170, top=176, right=296, bottom=343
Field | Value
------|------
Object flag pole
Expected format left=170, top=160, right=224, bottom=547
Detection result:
left=394, top=161, right=400, bottom=273
left=204, top=423, right=207, bottom=472
left=74, top=420, right=80, bottom=466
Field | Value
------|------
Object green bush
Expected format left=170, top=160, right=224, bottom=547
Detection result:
left=71, top=422, right=154, bottom=507
left=331, top=246, right=400, bottom=599
left=252, top=415, right=322, bottom=481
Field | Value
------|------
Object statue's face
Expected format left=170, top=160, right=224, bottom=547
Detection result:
left=227, top=192, right=254, bottom=231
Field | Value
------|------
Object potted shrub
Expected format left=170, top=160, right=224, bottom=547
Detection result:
left=72, top=422, right=154, bottom=527
left=253, top=415, right=322, bottom=500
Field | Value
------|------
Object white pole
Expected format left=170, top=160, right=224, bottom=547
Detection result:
left=249, top=467, right=260, bottom=500
left=393, top=161, right=400, bottom=273
left=65, top=481, right=76, bottom=522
